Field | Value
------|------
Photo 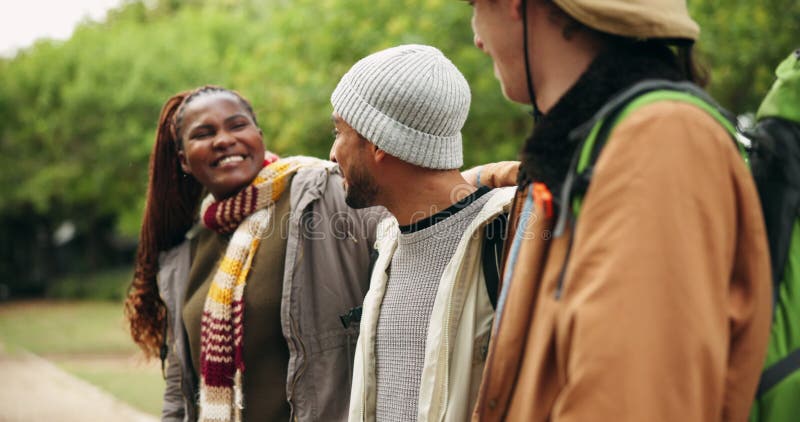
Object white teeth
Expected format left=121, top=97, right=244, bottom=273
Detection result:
left=218, top=155, right=244, bottom=166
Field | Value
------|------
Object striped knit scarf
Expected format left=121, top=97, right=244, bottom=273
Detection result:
left=197, top=155, right=326, bottom=422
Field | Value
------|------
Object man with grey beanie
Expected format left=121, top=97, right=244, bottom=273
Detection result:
left=329, top=44, right=514, bottom=422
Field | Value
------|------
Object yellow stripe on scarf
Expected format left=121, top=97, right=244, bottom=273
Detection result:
left=208, top=282, right=233, bottom=305
left=237, top=238, right=260, bottom=287
left=208, top=238, right=261, bottom=305
left=271, top=177, right=286, bottom=202
left=218, top=257, right=243, bottom=276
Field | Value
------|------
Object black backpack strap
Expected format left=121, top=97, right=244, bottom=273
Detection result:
left=482, top=213, right=508, bottom=309
left=757, top=348, right=800, bottom=397
left=567, top=80, right=731, bottom=146
left=554, top=79, right=737, bottom=237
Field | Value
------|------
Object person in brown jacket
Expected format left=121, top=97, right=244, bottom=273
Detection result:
left=463, top=0, right=774, bottom=420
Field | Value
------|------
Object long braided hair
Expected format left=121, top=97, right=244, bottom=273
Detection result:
left=125, top=85, right=259, bottom=357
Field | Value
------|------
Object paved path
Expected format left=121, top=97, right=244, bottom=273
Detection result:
left=0, top=345, right=158, bottom=422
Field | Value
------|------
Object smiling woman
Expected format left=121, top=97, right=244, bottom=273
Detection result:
left=176, top=92, right=266, bottom=199
left=124, top=86, right=383, bottom=422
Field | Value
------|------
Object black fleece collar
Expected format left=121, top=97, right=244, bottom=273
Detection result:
left=518, top=42, right=686, bottom=194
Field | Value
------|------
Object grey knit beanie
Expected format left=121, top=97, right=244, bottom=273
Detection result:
left=331, top=44, right=471, bottom=169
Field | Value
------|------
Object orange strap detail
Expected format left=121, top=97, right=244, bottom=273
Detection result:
left=532, top=182, right=553, bottom=218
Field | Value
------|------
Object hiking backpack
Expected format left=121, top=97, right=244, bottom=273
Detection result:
left=745, top=49, right=800, bottom=422
left=554, top=54, right=800, bottom=421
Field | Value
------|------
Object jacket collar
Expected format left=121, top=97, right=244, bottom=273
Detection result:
left=518, top=41, right=686, bottom=194
left=288, top=160, right=338, bottom=215
left=376, top=187, right=516, bottom=249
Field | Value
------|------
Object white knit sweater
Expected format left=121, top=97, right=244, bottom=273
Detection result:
left=349, top=186, right=515, bottom=422
left=375, top=189, right=493, bottom=421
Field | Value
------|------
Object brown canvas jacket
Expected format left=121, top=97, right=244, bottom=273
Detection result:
left=473, top=102, right=773, bottom=421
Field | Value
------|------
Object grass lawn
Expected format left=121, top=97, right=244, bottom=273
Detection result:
left=0, top=300, right=164, bottom=416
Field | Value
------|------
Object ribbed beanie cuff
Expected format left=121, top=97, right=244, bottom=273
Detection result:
left=331, top=44, right=470, bottom=169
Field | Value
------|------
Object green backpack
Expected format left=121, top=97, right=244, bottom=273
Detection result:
left=746, top=49, right=800, bottom=422
left=553, top=60, right=800, bottom=420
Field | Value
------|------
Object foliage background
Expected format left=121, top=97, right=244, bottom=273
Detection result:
left=1, top=0, right=798, bottom=295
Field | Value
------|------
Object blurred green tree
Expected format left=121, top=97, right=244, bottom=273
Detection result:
left=690, top=0, right=800, bottom=113
left=0, top=0, right=795, bottom=295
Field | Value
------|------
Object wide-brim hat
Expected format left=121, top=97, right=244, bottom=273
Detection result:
left=554, top=0, right=700, bottom=41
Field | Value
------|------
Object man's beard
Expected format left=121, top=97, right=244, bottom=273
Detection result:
left=344, top=164, right=379, bottom=209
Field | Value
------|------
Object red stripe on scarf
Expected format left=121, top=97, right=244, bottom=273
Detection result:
left=201, top=359, right=237, bottom=387
left=248, top=186, right=258, bottom=222
left=233, top=299, right=246, bottom=373
left=237, top=186, right=253, bottom=225
left=204, top=202, right=223, bottom=231
left=200, top=310, right=236, bottom=387
left=264, top=152, right=279, bottom=166
left=201, top=153, right=278, bottom=235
